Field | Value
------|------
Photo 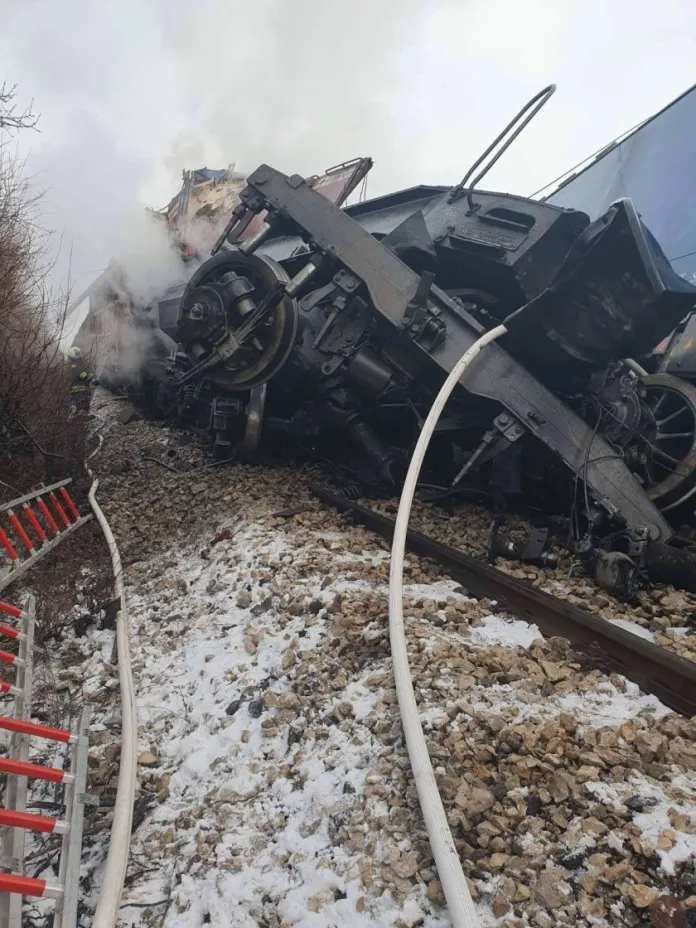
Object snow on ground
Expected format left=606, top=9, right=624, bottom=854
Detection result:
left=82, top=509, right=475, bottom=928
left=38, top=403, right=696, bottom=928
left=554, top=681, right=672, bottom=730
left=84, top=466, right=696, bottom=928
left=463, top=677, right=672, bottom=733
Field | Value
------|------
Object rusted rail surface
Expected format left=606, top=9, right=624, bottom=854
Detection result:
left=312, top=485, right=696, bottom=717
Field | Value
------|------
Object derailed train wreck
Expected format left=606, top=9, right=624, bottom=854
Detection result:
left=167, top=162, right=695, bottom=539
left=87, top=91, right=696, bottom=590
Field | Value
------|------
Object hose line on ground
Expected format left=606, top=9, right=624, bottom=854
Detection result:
left=86, top=431, right=138, bottom=928
left=388, top=324, right=507, bottom=928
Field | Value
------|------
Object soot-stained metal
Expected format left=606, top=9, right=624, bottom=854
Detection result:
left=80, top=90, right=696, bottom=592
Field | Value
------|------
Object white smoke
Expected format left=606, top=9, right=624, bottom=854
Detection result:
left=110, top=212, right=188, bottom=309
left=3, top=0, right=696, bottom=310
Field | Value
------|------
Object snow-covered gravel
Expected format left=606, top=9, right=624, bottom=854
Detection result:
left=16, top=397, right=696, bottom=928
left=370, top=497, right=696, bottom=666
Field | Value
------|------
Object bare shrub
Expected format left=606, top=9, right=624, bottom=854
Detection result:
left=0, top=85, right=71, bottom=492
left=0, top=83, right=38, bottom=135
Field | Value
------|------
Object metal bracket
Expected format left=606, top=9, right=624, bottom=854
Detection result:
left=520, top=527, right=557, bottom=567
left=493, top=411, right=525, bottom=442
left=453, top=412, right=526, bottom=486
left=402, top=272, right=446, bottom=351
left=600, top=526, right=650, bottom=563
left=333, top=269, right=360, bottom=294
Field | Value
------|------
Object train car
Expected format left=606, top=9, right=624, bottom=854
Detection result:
left=68, top=88, right=696, bottom=594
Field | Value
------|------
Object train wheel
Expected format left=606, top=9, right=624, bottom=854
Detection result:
left=179, top=250, right=299, bottom=392
left=632, top=373, right=696, bottom=512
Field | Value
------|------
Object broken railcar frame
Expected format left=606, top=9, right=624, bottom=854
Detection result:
left=201, top=163, right=675, bottom=541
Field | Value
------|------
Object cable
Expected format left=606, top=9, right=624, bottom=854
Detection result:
left=528, top=115, right=648, bottom=200
left=531, top=79, right=696, bottom=201
left=389, top=323, right=506, bottom=928
left=86, top=429, right=137, bottom=928
left=668, top=247, right=696, bottom=263
left=566, top=394, right=601, bottom=550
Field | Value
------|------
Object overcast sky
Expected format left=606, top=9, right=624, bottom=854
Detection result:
left=2, top=0, right=696, bottom=299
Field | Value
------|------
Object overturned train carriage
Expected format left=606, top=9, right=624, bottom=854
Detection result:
left=160, top=163, right=696, bottom=560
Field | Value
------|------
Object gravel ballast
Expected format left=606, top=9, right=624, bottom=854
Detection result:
left=36, top=395, right=696, bottom=928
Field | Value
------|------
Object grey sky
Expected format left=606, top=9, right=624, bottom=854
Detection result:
left=2, top=0, right=696, bottom=297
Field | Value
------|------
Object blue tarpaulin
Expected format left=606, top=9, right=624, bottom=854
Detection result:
left=545, top=84, right=696, bottom=283
left=191, top=167, right=227, bottom=184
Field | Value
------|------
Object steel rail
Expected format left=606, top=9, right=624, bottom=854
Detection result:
left=312, top=485, right=696, bottom=716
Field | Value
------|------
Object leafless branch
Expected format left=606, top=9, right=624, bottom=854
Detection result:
left=0, top=83, right=39, bottom=135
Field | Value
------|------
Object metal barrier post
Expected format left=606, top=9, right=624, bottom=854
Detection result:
left=0, top=595, right=35, bottom=928
left=53, top=706, right=90, bottom=928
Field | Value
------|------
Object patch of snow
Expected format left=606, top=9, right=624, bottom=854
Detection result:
left=468, top=676, right=672, bottom=732
left=403, top=580, right=472, bottom=602
left=334, top=550, right=390, bottom=567
left=555, top=680, right=671, bottom=729
left=420, top=706, right=450, bottom=729
left=635, top=801, right=696, bottom=875
left=331, top=577, right=381, bottom=596
left=337, top=679, right=381, bottom=722
left=587, top=771, right=696, bottom=875
left=610, top=617, right=655, bottom=642
left=468, top=614, right=541, bottom=649
left=329, top=577, right=471, bottom=604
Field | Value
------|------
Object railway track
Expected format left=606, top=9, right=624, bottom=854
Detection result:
left=313, top=484, right=696, bottom=717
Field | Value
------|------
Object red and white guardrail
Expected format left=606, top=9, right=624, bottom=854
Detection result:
left=0, top=594, right=91, bottom=928
left=0, top=481, right=91, bottom=593
left=0, top=874, right=63, bottom=900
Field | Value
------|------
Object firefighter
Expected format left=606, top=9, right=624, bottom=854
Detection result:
left=64, top=346, right=95, bottom=476
left=67, top=346, right=93, bottom=414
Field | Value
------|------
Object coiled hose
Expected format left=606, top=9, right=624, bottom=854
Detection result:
left=389, top=324, right=507, bottom=928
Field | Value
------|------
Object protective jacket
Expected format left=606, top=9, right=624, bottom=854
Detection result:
left=69, top=358, right=92, bottom=394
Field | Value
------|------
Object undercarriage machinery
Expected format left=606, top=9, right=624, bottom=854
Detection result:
left=95, top=89, right=696, bottom=593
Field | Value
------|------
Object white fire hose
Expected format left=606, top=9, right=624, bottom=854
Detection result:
left=389, top=324, right=507, bottom=928
left=86, top=430, right=138, bottom=928
left=81, top=321, right=505, bottom=928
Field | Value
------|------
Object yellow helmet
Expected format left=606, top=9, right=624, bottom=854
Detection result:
left=67, top=346, right=83, bottom=360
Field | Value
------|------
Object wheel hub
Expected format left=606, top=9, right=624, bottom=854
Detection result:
left=177, top=249, right=299, bottom=392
